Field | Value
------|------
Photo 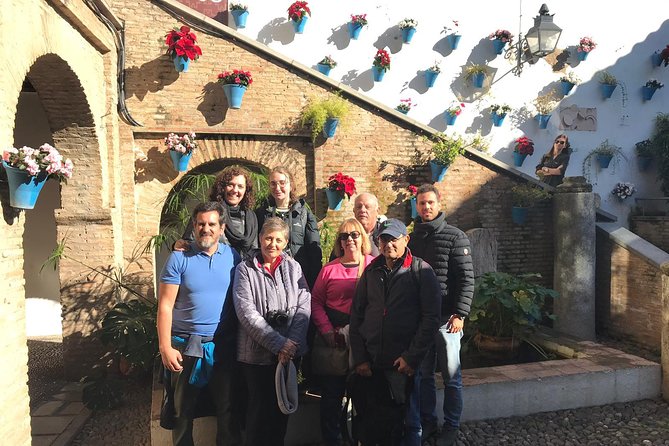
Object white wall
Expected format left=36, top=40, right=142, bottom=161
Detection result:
left=226, top=0, right=669, bottom=224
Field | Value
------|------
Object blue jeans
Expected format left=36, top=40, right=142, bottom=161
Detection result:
left=402, top=371, right=422, bottom=446
left=419, top=327, right=463, bottom=431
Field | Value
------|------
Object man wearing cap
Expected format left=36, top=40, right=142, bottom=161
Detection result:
left=157, top=201, right=241, bottom=446
left=408, top=184, right=474, bottom=446
left=349, top=218, right=441, bottom=446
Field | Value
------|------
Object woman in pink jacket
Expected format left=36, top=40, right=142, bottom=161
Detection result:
left=311, top=218, right=375, bottom=446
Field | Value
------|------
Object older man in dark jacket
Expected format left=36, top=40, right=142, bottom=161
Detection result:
left=350, top=218, right=441, bottom=446
left=408, top=184, right=475, bottom=446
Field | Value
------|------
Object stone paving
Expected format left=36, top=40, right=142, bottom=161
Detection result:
left=31, top=383, right=91, bottom=446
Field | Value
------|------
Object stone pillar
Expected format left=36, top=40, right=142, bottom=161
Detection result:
left=553, top=177, right=596, bottom=340
left=661, top=264, right=669, bottom=402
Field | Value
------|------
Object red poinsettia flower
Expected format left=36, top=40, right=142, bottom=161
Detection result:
left=660, top=45, right=669, bottom=67
left=288, top=1, right=311, bottom=21
left=514, top=136, right=535, bottom=156
left=407, top=185, right=418, bottom=197
left=217, top=69, right=253, bottom=87
left=328, top=172, right=357, bottom=198
left=165, top=26, right=202, bottom=61
left=373, top=49, right=391, bottom=71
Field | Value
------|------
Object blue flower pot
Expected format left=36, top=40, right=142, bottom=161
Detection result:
left=316, top=63, right=332, bottom=76
left=348, top=22, right=363, bottom=40
left=577, top=51, right=589, bottom=61
left=491, top=112, right=506, bottom=127
left=323, top=118, right=339, bottom=138
left=173, top=56, right=190, bottom=73
left=536, top=114, right=551, bottom=129
left=561, top=81, right=575, bottom=96
left=597, top=154, right=613, bottom=169
left=169, top=151, right=192, bottom=172
left=326, top=188, right=344, bottom=210
left=3, top=162, right=48, bottom=209
left=401, top=27, right=416, bottom=43
left=396, top=108, right=409, bottom=115
left=445, top=113, right=458, bottom=126
left=652, top=53, right=662, bottom=67
left=638, top=156, right=652, bottom=172
left=512, top=207, right=528, bottom=225
left=292, top=16, right=308, bottom=34
left=642, top=86, right=657, bottom=101
left=222, top=84, right=247, bottom=109
left=513, top=152, right=527, bottom=167
left=410, top=197, right=417, bottom=219
left=429, top=160, right=449, bottom=182
left=492, top=38, right=506, bottom=55
left=471, top=72, right=485, bottom=88
left=231, top=10, right=249, bottom=28
left=425, top=69, right=439, bottom=88
left=447, top=34, right=461, bottom=50
left=372, top=66, right=386, bottom=82
left=601, top=83, right=617, bottom=99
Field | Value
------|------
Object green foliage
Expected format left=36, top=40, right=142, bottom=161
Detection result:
left=319, top=221, right=336, bottom=264
left=582, top=139, right=627, bottom=183
left=635, top=139, right=654, bottom=158
left=431, top=132, right=466, bottom=166
left=469, top=272, right=558, bottom=339
left=652, top=114, right=669, bottom=194
left=464, top=64, right=488, bottom=79
left=300, top=95, right=350, bottom=142
left=511, top=184, right=551, bottom=208
left=598, top=71, right=617, bottom=85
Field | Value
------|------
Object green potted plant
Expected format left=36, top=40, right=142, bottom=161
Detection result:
left=582, top=139, right=627, bottom=182
left=229, top=3, right=249, bottom=28
left=559, top=71, right=581, bottom=96
left=348, top=14, right=368, bottom=40
left=395, top=97, right=414, bottom=115
left=300, top=95, right=350, bottom=141
left=489, top=29, right=513, bottom=54
left=510, top=184, right=550, bottom=225
left=490, top=103, right=511, bottom=127
left=326, top=172, right=356, bottom=210
left=635, top=139, right=654, bottom=171
left=652, top=114, right=669, bottom=195
left=316, top=55, right=337, bottom=76
left=464, top=64, right=489, bottom=88
left=576, top=36, right=596, bottom=61
left=217, top=69, right=253, bottom=109
left=425, top=60, right=441, bottom=88
left=642, top=79, right=664, bottom=101
left=468, top=272, right=558, bottom=354
left=372, top=48, right=391, bottom=82
left=165, top=26, right=202, bottom=73
left=512, top=136, right=534, bottom=167
left=429, top=132, right=466, bottom=182
left=398, top=18, right=418, bottom=43
left=598, top=71, right=618, bottom=99
left=443, top=20, right=461, bottom=49
left=532, top=91, right=558, bottom=129
left=287, top=1, right=311, bottom=34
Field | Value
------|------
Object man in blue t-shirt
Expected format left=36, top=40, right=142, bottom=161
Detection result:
left=158, top=201, right=241, bottom=446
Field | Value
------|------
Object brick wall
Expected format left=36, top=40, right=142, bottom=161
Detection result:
left=596, top=228, right=662, bottom=349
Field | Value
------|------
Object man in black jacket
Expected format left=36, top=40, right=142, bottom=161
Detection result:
left=408, top=184, right=475, bottom=446
left=350, top=218, right=441, bottom=445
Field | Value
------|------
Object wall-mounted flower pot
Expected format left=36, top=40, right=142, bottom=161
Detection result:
left=292, top=16, right=308, bottom=34
left=511, top=206, right=528, bottom=225
left=513, top=152, right=527, bottom=167
left=597, top=154, right=613, bottom=169
left=445, top=113, right=458, bottom=126
left=560, top=81, right=575, bottom=96
left=323, top=118, right=339, bottom=138
left=576, top=51, right=589, bottom=61
left=325, top=188, right=344, bottom=210
left=652, top=53, right=662, bottom=67
left=638, top=156, right=652, bottom=172
left=348, top=22, right=363, bottom=40
left=3, top=162, right=48, bottom=209
left=396, top=108, right=408, bottom=115
left=447, top=34, right=461, bottom=49
left=372, top=66, right=385, bottom=82
left=535, top=114, right=551, bottom=129
left=231, top=10, right=249, bottom=28
left=642, top=86, right=657, bottom=101
left=492, top=39, right=506, bottom=55
left=170, top=151, right=192, bottom=172
left=173, top=56, right=190, bottom=73
left=410, top=197, right=417, bottom=219
left=401, top=27, right=416, bottom=44
left=222, top=84, right=247, bottom=109
left=491, top=112, right=506, bottom=127
left=424, top=69, right=439, bottom=88
left=429, top=160, right=448, bottom=182
left=471, top=72, right=485, bottom=88
left=600, top=83, right=617, bottom=99
left=316, top=63, right=331, bottom=76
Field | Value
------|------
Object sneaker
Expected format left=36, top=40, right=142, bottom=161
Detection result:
left=440, top=428, right=458, bottom=446
left=421, top=422, right=439, bottom=443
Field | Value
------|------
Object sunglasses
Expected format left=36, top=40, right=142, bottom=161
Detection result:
left=555, top=140, right=567, bottom=145
left=338, top=231, right=361, bottom=241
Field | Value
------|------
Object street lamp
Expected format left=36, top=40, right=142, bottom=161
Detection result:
left=509, top=4, right=562, bottom=76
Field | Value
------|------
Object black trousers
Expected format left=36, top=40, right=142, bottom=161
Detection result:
left=209, top=362, right=243, bottom=446
left=240, top=362, right=289, bottom=446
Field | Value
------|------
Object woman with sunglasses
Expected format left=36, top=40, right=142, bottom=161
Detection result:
left=310, top=218, right=374, bottom=446
left=535, top=134, right=572, bottom=187
left=256, top=166, right=322, bottom=288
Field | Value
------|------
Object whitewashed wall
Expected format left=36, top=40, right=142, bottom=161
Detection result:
left=225, top=0, right=669, bottom=225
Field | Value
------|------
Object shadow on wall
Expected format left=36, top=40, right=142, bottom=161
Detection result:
left=124, top=55, right=179, bottom=101
left=257, top=17, right=295, bottom=46
left=341, top=69, right=373, bottom=92
left=326, top=24, right=352, bottom=51
left=198, top=81, right=229, bottom=126
left=135, top=144, right=181, bottom=184
left=373, top=26, right=403, bottom=54
left=405, top=70, right=430, bottom=95
left=432, top=34, right=455, bottom=58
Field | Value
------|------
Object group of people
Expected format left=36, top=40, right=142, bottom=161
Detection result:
left=158, top=164, right=475, bottom=446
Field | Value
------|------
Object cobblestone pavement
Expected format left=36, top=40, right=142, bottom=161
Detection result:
left=27, top=336, right=66, bottom=409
